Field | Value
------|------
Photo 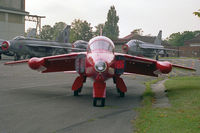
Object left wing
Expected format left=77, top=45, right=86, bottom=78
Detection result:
left=139, top=44, right=178, bottom=51
left=5, top=52, right=86, bottom=73
left=115, top=53, right=196, bottom=77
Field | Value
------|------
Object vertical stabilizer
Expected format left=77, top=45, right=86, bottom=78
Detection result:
left=154, top=30, right=162, bottom=45
left=27, top=28, right=37, bottom=38
left=56, top=25, right=71, bottom=43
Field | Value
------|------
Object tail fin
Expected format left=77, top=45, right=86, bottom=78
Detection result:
left=154, top=30, right=162, bottom=45
left=56, top=25, right=71, bottom=43
left=27, top=28, right=37, bottom=38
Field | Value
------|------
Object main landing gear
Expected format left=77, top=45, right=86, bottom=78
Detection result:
left=72, top=75, right=86, bottom=96
left=114, top=76, right=127, bottom=98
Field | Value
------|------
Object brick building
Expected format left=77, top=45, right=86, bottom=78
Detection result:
left=179, top=35, right=200, bottom=57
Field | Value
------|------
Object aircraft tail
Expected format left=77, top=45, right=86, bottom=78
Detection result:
left=56, top=25, right=71, bottom=43
left=27, top=28, right=37, bottom=38
left=154, top=30, right=162, bottom=45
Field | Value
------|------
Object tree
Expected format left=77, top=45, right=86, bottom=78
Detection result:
left=167, top=31, right=200, bottom=46
left=103, top=6, right=119, bottom=40
left=69, top=19, right=93, bottom=42
left=131, top=28, right=143, bottom=35
left=52, top=22, right=67, bottom=40
left=39, top=25, right=54, bottom=40
left=94, top=24, right=105, bottom=36
left=193, top=9, right=200, bottom=18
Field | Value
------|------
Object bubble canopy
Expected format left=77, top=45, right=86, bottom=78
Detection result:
left=88, top=36, right=115, bottom=52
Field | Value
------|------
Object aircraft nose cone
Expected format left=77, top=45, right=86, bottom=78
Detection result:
left=95, top=61, right=107, bottom=73
left=1, top=41, right=10, bottom=51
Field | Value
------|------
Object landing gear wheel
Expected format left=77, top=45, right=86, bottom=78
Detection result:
left=119, top=92, right=125, bottom=97
left=93, top=98, right=105, bottom=107
left=117, top=88, right=125, bottom=97
left=73, top=87, right=82, bottom=96
left=113, top=77, right=116, bottom=84
left=14, top=54, right=21, bottom=61
left=74, top=90, right=79, bottom=96
left=156, top=55, right=159, bottom=60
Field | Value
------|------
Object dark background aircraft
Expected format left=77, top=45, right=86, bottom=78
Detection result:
left=122, top=31, right=175, bottom=60
left=1, top=25, right=72, bottom=60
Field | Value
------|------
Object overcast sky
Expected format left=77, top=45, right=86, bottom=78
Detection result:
left=26, top=0, right=200, bottom=38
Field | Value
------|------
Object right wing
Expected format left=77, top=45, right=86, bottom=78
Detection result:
left=5, top=52, right=86, bottom=73
left=115, top=53, right=196, bottom=77
left=25, top=43, right=86, bottom=52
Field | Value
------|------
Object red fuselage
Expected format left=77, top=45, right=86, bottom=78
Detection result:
left=84, top=37, right=116, bottom=82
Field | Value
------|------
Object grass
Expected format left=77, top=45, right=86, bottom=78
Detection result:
left=134, top=76, right=200, bottom=133
left=160, top=57, right=199, bottom=60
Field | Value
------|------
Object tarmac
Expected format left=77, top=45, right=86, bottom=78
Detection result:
left=0, top=56, right=199, bottom=133
left=0, top=56, right=153, bottom=133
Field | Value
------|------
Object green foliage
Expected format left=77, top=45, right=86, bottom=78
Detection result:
left=103, top=5, right=119, bottom=40
left=94, top=23, right=105, bottom=36
left=52, top=22, right=67, bottom=40
left=39, top=25, right=54, bottom=40
left=39, top=22, right=67, bottom=41
left=167, top=31, right=200, bottom=46
left=69, top=19, right=93, bottom=42
left=193, top=9, right=200, bottom=18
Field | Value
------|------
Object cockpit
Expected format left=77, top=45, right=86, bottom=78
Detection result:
left=87, top=36, right=115, bottom=53
left=127, top=39, right=144, bottom=46
left=13, top=36, right=26, bottom=40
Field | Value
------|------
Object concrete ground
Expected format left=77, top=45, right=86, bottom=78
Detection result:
left=0, top=56, right=152, bottom=133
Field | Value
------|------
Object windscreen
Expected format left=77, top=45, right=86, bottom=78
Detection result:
left=89, top=40, right=113, bottom=52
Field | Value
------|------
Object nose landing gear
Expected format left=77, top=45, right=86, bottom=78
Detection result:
left=93, top=81, right=106, bottom=107
left=93, top=98, right=105, bottom=107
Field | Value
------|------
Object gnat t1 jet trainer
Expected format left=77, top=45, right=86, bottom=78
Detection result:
left=5, top=36, right=195, bottom=107
left=1, top=25, right=72, bottom=61
left=122, top=31, right=175, bottom=60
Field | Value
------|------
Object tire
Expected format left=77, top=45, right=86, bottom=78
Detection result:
left=74, top=90, right=79, bottom=96
left=101, top=98, right=105, bottom=107
left=120, top=92, right=125, bottom=97
left=93, top=98, right=97, bottom=106
left=113, top=77, right=116, bottom=84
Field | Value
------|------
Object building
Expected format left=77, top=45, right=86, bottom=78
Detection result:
left=0, top=0, right=28, bottom=40
left=179, top=35, right=200, bottom=57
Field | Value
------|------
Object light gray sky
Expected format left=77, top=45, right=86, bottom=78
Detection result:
left=26, top=0, right=200, bottom=38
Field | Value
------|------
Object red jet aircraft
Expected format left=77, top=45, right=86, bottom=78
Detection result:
left=5, top=36, right=196, bottom=107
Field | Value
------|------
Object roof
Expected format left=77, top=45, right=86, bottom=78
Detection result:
left=0, top=6, right=29, bottom=15
left=113, top=32, right=169, bottom=46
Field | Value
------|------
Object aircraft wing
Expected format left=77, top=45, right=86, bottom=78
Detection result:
left=115, top=53, right=196, bottom=77
left=5, top=52, right=86, bottom=73
left=139, top=44, right=178, bottom=51
left=25, top=43, right=86, bottom=51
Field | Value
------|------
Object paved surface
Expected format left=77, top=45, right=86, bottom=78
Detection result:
left=152, top=79, right=171, bottom=108
left=0, top=57, right=151, bottom=133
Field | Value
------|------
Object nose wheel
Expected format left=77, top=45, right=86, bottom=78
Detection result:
left=93, top=98, right=105, bottom=107
left=74, top=87, right=82, bottom=96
